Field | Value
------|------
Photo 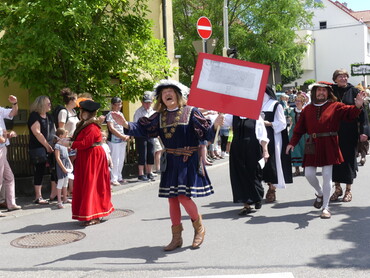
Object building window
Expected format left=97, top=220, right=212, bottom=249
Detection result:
left=319, top=21, right=327, bottom=29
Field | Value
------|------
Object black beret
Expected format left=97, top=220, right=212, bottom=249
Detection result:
left=79, top=100, right=101, bottom=112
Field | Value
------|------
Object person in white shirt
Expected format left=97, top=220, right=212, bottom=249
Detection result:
left=56, top=88, right=79, bottom=198
left=0, top=95, right=21, bottom=215
left=106, top=97, right=129, bottom=186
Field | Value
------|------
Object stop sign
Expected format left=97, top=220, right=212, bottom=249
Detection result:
left=197, top=17, right=212, bottom=40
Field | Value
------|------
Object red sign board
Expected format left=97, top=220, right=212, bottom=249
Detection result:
left=187, top=53, right=270, bottom=120
left=197, top=17, right=212, bottom=40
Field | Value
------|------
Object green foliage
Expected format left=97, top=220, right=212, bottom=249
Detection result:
left=0, top=0, right=174, bottom=106
left=303, top=79, right=316, bottom=85
left=275, top=84, right=282, bottom=91
left=173, top=0, right=320, bottom=86
left=173, top=0, right=226, bottom=87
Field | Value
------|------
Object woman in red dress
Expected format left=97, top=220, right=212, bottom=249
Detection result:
left=61, top=100, right=114, bottom=226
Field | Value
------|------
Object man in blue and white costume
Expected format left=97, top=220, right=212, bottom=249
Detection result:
left=112, top=79, right=224, bottom=251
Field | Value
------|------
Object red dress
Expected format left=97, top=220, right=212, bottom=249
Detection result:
left=71, top=123, right=114, bottom=221
left=289, top=102, right=361, bottom=167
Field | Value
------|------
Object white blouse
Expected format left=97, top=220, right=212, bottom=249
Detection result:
left=224, top=114, right=269, bottom=145
left=262, top=97, right=287, bottom=134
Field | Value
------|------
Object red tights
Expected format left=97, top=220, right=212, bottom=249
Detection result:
left=168, top=195, right=199, bottom=226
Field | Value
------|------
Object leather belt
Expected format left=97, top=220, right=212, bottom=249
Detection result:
left=91, top=142, right=103, bottom=147
left=165, top=146, right=198, bottom=156
left=310, top=132, right=338, bottom=139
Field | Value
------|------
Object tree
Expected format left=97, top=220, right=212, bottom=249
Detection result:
left=173, top=0, right=320, bottom=87
left=0, top=0, right=175, bottom=104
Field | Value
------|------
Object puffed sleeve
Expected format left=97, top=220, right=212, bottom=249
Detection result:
left=255, top=116, right=269, bottom=144
left=126, top=112, right=160, bottom=138
left=271, top=104, right=287, bottom=134
left=336, top=103, right=362, bottom=123
left=192, top=108, right=215, bottom=141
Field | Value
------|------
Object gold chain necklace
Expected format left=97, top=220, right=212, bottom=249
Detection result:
left=161, top=107, right=184, bottom=139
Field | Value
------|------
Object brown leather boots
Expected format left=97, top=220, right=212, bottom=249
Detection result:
left=164, top=224, right=183, bottom=251
left=164, top=214, right=206, bottom=251
left=191, top=214, right=205, bottom=249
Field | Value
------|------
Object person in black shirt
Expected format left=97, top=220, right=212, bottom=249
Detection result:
left=28, top=96, right=56, bottom=204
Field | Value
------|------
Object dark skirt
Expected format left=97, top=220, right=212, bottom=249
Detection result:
left=229, top=117, right=264, bottom=204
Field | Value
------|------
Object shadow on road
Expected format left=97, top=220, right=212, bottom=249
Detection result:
left=36, top=245, right=186, bottom=266
left=2, top=221, right=85, bottom=234
left=308, top=205, right=370, bottom=270
left=245, top=211, right=317, bottom=229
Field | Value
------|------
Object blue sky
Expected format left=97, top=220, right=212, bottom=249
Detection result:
left=340, top=0, right=370, bottom=11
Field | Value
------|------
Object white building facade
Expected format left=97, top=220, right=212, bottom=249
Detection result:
left=291, top=0, right=370, bottom=88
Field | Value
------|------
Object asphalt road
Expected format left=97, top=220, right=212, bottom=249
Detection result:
left=1, top=155, right=370, bottom=278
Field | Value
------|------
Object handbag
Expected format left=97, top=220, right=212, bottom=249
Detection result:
left=29, top=147, right=48, bottom=164
left=46, top=115, right=55, bottom=147
left=304, top=136, right=315, bottom=155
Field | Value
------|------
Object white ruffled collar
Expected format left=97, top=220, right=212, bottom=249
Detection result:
left=313, top=100, right=328, bottom=107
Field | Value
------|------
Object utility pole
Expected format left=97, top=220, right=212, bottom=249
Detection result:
left=222, top=0, right=229, bottom=57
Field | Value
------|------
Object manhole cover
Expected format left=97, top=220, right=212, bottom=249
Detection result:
left=10, top=230, right=86, bottom=248
left=106, top=209, right=134, bottom=219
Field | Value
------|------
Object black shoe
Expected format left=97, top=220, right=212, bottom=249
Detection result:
left=313, top=194, right=323, bottom=209
left=147, top=173, right=156, bottom=181
left=138, top=175, right=149, bottom=182
left=255, top=202, right=262, bottom=209
left=238, top=206, right=253, bottom=216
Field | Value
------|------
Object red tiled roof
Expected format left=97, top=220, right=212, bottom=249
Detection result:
left=351, top=11, right=370, bottom=23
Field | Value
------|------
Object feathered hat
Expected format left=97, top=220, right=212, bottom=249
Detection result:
left=154, top=79, right=189, bottom=99
left=308, top=81, right=333, bottom=92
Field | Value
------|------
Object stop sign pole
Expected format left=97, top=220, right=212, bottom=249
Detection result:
left=197, top=17, right=212, bottom=53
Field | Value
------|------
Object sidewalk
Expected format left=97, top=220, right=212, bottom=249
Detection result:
left=0, top=156, right=229, bottom=220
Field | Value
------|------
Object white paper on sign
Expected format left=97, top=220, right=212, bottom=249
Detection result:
left=258, top=158, right=265, bottom=169
left=197, top=59, right=264, bottom=100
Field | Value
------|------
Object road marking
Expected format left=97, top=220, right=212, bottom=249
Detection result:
left=165, top=273, right=294, bottom=278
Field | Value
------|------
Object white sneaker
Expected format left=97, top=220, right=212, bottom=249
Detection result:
left=111, top=181, right=121, bottom=186
left=221, top=151, right=225, bottom=158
